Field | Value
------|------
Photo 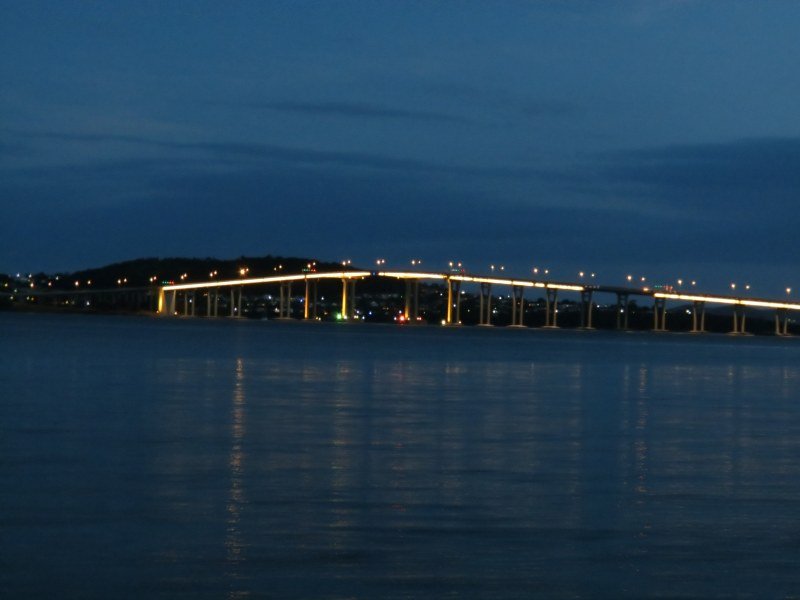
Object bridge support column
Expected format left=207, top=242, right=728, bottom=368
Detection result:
left=509, top=286, right=525, bottom=327
left=279, top=282, right=292, bottom=319
left=616, top=293, right=630, bottom=330
left=183, top=292, right=189, bottom=316
left=544, top=288, right=559, bottom=328
left=404, top=279, right=420, bottom=321
left=478, top=283, right=493, bottom=326
left=304, top=279, right=318, bottom=320
left=775, top=309, right=790, bottom=336
left=690, top=301, right=705, bottom=333
left=191, top=292, right=196, bottom=316
left=730, top=305, right=747, bottom=335
left=169, top=290, right=177, bottom=316
left=580, top=290, right=594, bottom=329
left=157, top=288, right=166, bottom=315
left=236, top=287, right=242, bottom=318
left=229, top=288, right=235, bottom=317
left=213, top=288, right=219, bottom=317
left=653, top=297, right=667, bottom=331
left=340, top=278, right=356, bottom=320
left=349, top=280, right=356, bottom=319
left=445, top=278, right=461, bottom=325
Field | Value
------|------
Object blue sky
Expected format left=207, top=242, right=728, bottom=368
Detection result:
left=2, top=1, right=799, bottom=294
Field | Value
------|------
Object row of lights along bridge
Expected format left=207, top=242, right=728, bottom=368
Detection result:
left=13, top=261, right=792, bottom=298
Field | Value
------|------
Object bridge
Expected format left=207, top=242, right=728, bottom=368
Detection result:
left=156, top=269, right=800, bottom=336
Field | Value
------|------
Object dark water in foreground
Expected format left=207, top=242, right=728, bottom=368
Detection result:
left=2, top=313, right=800, bottom=599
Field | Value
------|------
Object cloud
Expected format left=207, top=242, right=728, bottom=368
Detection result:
left=1, top=128, right=537, bottom=180
left=607, top=137, right=800, bottom=193
left=419, top=82, right=579, bottom=119
left=247, top=100, right=469, bottom=123
left=541, top=136, right=800, bottom=224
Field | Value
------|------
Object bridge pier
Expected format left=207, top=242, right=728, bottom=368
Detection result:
left=213, top=288, right=219, bottom=317
left=730, top=305, right=747, bottom=335
left=653, top=297, right=667, bottom=331
left=690, top=301, right=706, bottom=333
left=509, top=285, right=525, bottom=327
left=191, top=292, right=196, bottom=316
left=478, top=283, right=493, bottom=326
left=340, top=278, right=356, bottom=320
left=543, top=288, right=558, bottom=328
left=228, top=287, right=243, bottom=318
left=304, top=279, right=318, bottom=320
left=404, top=279, right=419, bottom=321
left=279, top=282, right=292, bottom=319
left=775, top=309, right=790, bottom=336
left=580, top=290, right=594, bottom=329
left=616, top=293, right=630, bottom=330
left=445, top=278, right=462, bottom=325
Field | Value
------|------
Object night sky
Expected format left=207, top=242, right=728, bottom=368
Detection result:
left=2, top=1, right=799, bottom=294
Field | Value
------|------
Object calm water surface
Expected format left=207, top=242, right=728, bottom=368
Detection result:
left=2, top=313, right=800, bottom=598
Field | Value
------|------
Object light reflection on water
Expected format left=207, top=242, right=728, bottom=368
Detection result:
left=2, top=314, right=800, bottom=598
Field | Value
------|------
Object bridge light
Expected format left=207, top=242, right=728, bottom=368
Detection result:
left=626, top=274, right=632, bottom=282
left=788, top=288, right=793, bottom=296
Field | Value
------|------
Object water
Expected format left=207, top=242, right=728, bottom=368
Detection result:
left=2, top=313, right=800, bottom=599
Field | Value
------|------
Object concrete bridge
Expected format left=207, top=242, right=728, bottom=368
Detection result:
left=156, top=269, right=800, bottom=336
